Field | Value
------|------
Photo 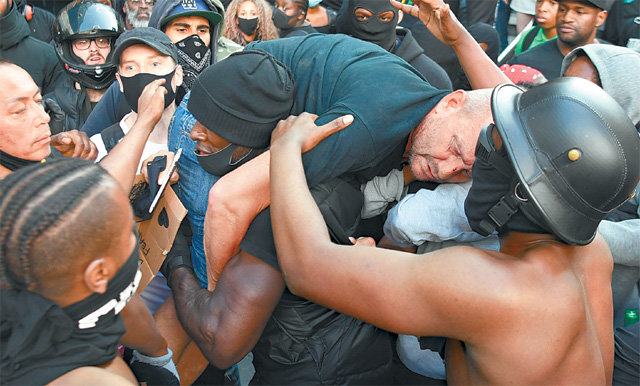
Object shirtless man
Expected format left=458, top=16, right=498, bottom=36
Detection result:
left=268, top=78, right=640, bottom=384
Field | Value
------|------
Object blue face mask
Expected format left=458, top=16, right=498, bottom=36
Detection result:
left=309, top=0, right=323, bottom=7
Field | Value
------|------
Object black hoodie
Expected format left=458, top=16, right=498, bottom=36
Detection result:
left=394, top=28, right=452, bottom=90
left=0, top=2, right=64, bottom=95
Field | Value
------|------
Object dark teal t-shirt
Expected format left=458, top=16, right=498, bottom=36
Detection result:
left=247, top=34, right=449, bottom=188
left=241, top=34, right=448, bottom=266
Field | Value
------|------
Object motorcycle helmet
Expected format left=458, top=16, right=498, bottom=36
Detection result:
left=470, top=77, right=640, bottom=245
left=54, top=0, right=124, bottom=90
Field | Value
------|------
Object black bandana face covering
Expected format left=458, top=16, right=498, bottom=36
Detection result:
left=120, top=68, right=177, bottom=113
left=0, top=149, right=43, bottom=171
left=195, top=144, right=263, bottom=176
left=64, top=246, right=141, bottom=328
left=238, top=17, right=259, bottom=36
left=349, top=0, right=398, bottom=51
left=176, top=34, right=211, bottom=91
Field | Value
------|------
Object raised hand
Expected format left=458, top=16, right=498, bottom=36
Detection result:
left=390, top=0, right=465, bottom=47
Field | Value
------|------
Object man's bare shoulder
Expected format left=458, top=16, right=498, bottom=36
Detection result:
left=47, top=366, right=135, bottom=386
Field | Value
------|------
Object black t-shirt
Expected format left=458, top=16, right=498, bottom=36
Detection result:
left=241, top=35, right=448, bottom=265
left=508, top=39, right=565, bottom=80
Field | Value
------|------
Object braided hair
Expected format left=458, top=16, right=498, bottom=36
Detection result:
left=0, top=158, right=119, bottom=295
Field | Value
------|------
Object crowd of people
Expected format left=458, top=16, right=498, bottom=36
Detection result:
left=1, top=0, right=639, bottom=385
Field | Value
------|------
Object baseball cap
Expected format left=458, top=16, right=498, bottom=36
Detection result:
left=160, top=0, right=222, bottom=29
left=558, top=0, right=614, bottom=11
left=112, top=27, right=179, bottom=66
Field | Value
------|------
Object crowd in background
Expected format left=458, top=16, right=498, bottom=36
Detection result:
left=1, top=0, right=639, bottom=385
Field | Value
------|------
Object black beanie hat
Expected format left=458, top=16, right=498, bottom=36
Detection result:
left=188, top=50, right=295, bottom=149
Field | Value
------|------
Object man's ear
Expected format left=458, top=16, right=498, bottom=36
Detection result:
left=434, top=89, right=467, bottom=114
left=595, top=10, right=607, bottom=28
left=479, top=42, right=488, bottom=52
left=83, top=258, right=115, bottom=294
left=116, top=73, right=124, bottom=93
left=173, top=64, right=184, bottom=89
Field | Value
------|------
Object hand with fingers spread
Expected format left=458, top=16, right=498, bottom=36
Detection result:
left=135, top=78, right=168, bottom=129
left=270, top=113, right=354, bottom=153
left=50, top=130, right=98, bottom=161
left=391, top=0, right=465, bottom=47
left=141, top=151, right=180, bottom=185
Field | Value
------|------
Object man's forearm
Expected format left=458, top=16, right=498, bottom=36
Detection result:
left=169, top=267, right=244, bottom=369
left=99, top=118, right=153, bottom=192
left=453, top=34, right=511, bottom=89
left=120, top=295, right=168, bottom=357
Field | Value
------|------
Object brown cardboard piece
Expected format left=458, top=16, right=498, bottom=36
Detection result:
left=133, top=175, right=188, bottom=293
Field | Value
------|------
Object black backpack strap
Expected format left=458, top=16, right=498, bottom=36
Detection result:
left=100, top=123, right=126, bottom=153
left=522, top=26, right=541, bottom=52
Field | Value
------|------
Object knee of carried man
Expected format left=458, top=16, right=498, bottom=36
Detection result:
left=207, top=181, right=236, bottom=217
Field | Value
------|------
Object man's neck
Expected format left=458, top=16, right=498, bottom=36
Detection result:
left=86, top=87, right=107, bottom=103
left=543, top=27, right=557, bottom=40
left=556, top=36, right=596, bottom=56
left=74, top=82, right=108, bottom=102
left=500, top=232, right=565, bottom=257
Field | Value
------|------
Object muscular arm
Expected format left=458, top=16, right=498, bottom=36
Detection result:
left=204, top=151, right=271, bottom=290
left=270, top=116, right=515, bottom=340
left=168, top=250, right=284, bottom=369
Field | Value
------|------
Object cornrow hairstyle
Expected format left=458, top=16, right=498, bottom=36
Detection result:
left=0, top=158, right=116, bottom=293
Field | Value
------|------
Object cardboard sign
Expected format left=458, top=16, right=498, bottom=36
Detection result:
left=133, top=175, right=188, bottom=293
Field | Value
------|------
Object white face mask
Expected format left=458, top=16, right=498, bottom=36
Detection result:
left=309, top=0, right=323, bottom=7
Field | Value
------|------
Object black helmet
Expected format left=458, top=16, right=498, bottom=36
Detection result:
left=484, top=77, right=640, bottom=245
left=54, top=0, right=124, bottom=90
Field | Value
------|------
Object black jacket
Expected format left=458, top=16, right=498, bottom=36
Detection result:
left=46, top=77, right=94, bottom=133
left=0, top=2, right=65, bottom=95
left=395, top=28, right=452, bottom=90
left=15, top=0, right=55, bottom=43
left=251, top=177, right=394, bottom=385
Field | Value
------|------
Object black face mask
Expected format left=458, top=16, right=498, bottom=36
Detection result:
left=0, top=149, right=43, bottom=171
left=348, top=0, right=398, bottom=51
left=238, top=17, right=259, bottom=36
left=195, top=144, right=263, bottom=176
left=272, top=8, right=301, bottom=31
left=120, top=69, right=177, bottom=113
left=175, top=34, right=211, bottom=91
left=464, top=124, right=549, bottom=237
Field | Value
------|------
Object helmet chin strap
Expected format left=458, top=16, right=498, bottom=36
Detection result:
left=477, top=180, right=527, bottom=235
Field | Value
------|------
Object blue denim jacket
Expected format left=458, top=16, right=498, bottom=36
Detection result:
left=168, top=92, right=218, bottom=287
